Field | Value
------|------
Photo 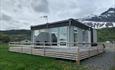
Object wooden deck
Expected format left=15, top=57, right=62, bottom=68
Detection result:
left=9, top=44, right=104, bottom=61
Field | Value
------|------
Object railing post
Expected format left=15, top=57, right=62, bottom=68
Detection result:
left=97, top=43, right=98, bottom=54
left=88, top=47, right=90, bottom=57
left=102, top=43, right=105, bottom=53
left=20, top=42, right=23, bottom=53
left=97, top=46, right=100, bottom=54
left=43, top=42, right=45, bottom=56
left=76, top=46, right=80, bottom=65
left=31, top=42, right=33, bottom=54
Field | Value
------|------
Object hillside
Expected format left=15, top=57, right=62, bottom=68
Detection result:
left=97, top=27, right=115, bottom=42
left=0, top=27, right=115, bottom=42
left=0, top=30, right=31, bottom=41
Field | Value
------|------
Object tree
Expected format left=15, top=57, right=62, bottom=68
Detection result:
left=0, top=33, right=10, bottom=43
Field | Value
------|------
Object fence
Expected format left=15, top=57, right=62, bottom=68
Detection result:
left=9, top=42, right=105, bottom=64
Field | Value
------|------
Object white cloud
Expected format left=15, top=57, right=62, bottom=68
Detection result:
left=0, top=0, right=114, bottom=30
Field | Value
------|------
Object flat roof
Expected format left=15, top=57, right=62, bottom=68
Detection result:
left=31, top=18, right=92, bottom=30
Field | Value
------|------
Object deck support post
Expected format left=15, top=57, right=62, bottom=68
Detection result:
left=97, top=46, right=99, bottom=54
left=76, top=47, right=80, bottom=65
left=31, top=44, right=32, bottom=54
left=21, top=42, right=23, bottom=53
left=76, top=60, right=80, bottom=65
left=43, top=42, right=46, bottom=56
left=88, top=47, right=90, bottom=57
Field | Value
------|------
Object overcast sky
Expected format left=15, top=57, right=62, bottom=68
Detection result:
left=0, top=0, right=115, bottom=30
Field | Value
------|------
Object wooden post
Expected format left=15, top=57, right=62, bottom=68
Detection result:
left=21, top=42, right=23, bottom=53
left=102, top=43, right=105, bottom=53
left=76, top=47, right=80, bottom=65
left=31, top=43, right=32, bottom=54
left=97, top=45, right=98, bottom=54
left=113, top=43, right=115, bottom=50
left=43, top=42, right=45, bottom=56
left=88, top=47, right=90, bottom=57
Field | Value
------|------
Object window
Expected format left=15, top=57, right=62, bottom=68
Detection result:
left=59, top=27, right=67, bottom=46
left=73, top=27, right=78, bottom=46
left=82, top=30, right=86, bottom=42
left=34, top=29, right=50, bottom=45
left=82, top=30, right=88, bottom=42
left=49, top=28, right=58, bottom=45
left=34, top=30, right=39, bottom=36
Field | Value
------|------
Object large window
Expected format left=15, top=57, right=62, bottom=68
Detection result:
left=73, top=27, right=78, bottom=46
left=59, top=27, right=67, bottom=46
left=49, top=27, right=68, bottom=46
left=33, top=26, right=68, bottom=46
left=82, top=30, right=88, bottom=42
left=49, top=28, right=58, bottom=45
left=82, top=30, right=86, bottom=42
left=33, top=30, right=40, bottom=43
left=34, top=30, right=40, bottom=36
left=34, top=29, right=50, bottom=45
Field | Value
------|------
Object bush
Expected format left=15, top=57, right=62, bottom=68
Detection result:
left=0, top=33, right=10, bottom=43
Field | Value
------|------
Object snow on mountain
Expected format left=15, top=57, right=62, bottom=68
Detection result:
left=80, top=8, right=115, bottom=29
left=84, top=8, right=115, bottom=22
left=81, top=21, right=115, bottom=29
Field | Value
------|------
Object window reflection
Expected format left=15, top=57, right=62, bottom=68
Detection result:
left=33, top=26, right=68, bottom=46
left=34, top=30, right=39, bottom=36
left=74, top=27, right=78, bottom=46
left=34, top=29, right=50, bottom=45
left=50, top=28, right=58, bottom=46
left=59, top=27, right=67, bottom=46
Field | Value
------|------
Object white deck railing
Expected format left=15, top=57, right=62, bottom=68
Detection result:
left=9, top=42, right=93, bottom=47
left=9, top=42, right=105, bottom=64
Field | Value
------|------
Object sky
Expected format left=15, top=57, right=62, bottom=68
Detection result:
left=0, top=0, right=115, bottom=30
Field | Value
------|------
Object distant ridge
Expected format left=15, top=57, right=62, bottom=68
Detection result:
left=85, top=8, right=115, bottom=22
left=79, top=8, right=115, bottom=29
left=0, top=30, right=31, bottom=41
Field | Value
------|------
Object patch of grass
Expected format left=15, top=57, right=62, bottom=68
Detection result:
left=0, top=44, right=89, bottom=70
left=110, top=66, right=115, bottom=70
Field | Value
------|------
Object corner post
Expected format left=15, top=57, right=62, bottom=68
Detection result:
left=76, top=46, right=80, bottom=64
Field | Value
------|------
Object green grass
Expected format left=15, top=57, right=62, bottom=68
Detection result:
left=0, top=44, right=89, bottom=70
left=111, top=66, right=115, bottom=70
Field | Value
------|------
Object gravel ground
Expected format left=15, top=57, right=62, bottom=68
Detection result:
left=81, top=45, right=115, bottom=70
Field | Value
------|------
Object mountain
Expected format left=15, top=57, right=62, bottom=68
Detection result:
left=85, top=8, right=115, bottom=22
left=80, top=8, right=115, bottom=29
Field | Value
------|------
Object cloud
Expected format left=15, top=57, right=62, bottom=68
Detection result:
left=0, top=14, right=12, bottom=21
left=31, top=0, right=49, bottom=13
left=0, top=0, right=114, bottom=30
left=48, top=0, right=114, bottom=19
